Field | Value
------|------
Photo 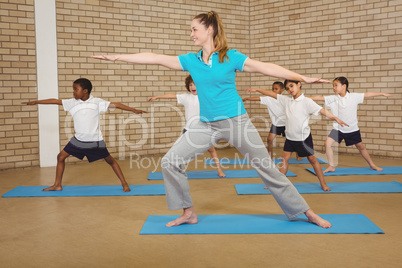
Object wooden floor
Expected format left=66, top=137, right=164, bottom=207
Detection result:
left=1, top=147, right=401, bottom=268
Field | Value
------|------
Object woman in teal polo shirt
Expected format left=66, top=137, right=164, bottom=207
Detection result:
left=92, top=11, right=332, bottom=229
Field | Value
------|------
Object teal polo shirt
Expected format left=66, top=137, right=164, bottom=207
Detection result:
left=178, top=49, right=248, bottom=122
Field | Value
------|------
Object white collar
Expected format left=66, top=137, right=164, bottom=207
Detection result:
left=339, top=92, right=350, bottom=99
left=292, top=93, right=305, bottom=102
left=78, top=95, right=93, bottom=103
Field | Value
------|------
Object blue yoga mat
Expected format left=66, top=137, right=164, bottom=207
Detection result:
left=305, top=166, right=402, bottom=176
left=140, top=214, right=384, bottom=234
left=2, top=185, right=165, bottom=197
left=235, top=181, right=402, bottom=195
left=147, top=169, right=296, bottom=180
left=205, top=158, right=328, bottom=165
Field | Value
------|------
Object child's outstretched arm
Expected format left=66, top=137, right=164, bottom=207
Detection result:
left=309, top=96, right=325, bottom=101
left=148, top=94, right=177, bottom=102
left=22, top=99, right=62, bottom=105
left=243, top=59, right=331, bottom=84
left=245, top=88, right=278, bottom=99
left=109, top=102, right=147, bottom=114
left=242, top=97, right=260, bottom=102
left=91, top=53, right=182, bottom=70
left=319, top=108, right=349, bottom=128
left=364, top=92, right=393, bottom=98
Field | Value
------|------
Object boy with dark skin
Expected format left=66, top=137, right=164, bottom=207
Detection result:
left=23, top=78, right=146, bottom=192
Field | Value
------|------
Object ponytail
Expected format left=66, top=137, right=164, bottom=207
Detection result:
left=194, top=11, right=229, bottom=63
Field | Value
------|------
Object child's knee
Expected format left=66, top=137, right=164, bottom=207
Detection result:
left=57, top=152, right=67, bottom=162
left=324, top=140, right=329, bottom=148
left=104, top=155, right=115, bottom=165
left=355, top=142, right=365, bottom=150
left=307, top=156, right=318, bottom=164
left=281, top=155, right=290, bottom=164
left=324, top=139, right=333, bottom=148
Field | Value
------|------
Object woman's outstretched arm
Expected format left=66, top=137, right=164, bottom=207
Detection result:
left=91, top=53, right=182, bottom=70
left=243, top=58, right=330, bottom=84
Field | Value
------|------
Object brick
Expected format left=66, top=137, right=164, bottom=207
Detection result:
left=0, top=0, right=400, bottom=170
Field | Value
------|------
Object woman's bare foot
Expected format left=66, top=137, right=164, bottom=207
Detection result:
left=42, top=185, right=62, bottom=191
left=122, top=184, right=131, bottom=192
left=218, top=169, right=226, bottom=178
left=370, top=165, right=383, bottom=171
left=166, top=207, right=198, bottom=227
left=323, top=166, right=336, bottom=173
left=305, top=209, right=331, bottom=228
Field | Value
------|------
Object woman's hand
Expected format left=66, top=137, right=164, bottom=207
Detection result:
left=91, top=54, right=118, bottom=61
left=302, top=77, right=331, bottom=84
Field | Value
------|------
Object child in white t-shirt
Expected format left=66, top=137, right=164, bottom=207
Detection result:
left=310, top=76, right=392, bottom=173
left=148, top=75, right=226, bottom=177
left=246, top=80, right=348, bottom=191
left=243, top=81, right=301, bottom=161
left=23, top=78, right=147, bottom=192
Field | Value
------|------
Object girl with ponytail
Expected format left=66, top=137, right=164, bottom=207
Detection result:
left=92, top=11, right=332, bottom=229
left=310, top=77, right=392, bottom=173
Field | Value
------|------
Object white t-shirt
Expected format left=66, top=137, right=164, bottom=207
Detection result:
left=176, top=94, right=200, bottom=130
left=62, top=96, right=110, bottom=142
left=324, top=92, right=364, bottom=133
left=277, top=94, right=322, bottom=141
left=260, top=96, right=286, bottom=127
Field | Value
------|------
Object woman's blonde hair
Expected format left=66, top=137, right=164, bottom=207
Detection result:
left=194, top=11, right=229, bottom=63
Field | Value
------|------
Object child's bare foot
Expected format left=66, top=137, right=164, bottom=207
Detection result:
left=42, top=185, right=62, bottom=191
left=370, top=165, right=383, bottom=171
left=123, top=184, right=131, bottom=192
left=305, top=209, right=331, bottom=228
left=323, top=166, right=336, bottom=173
left=297, top=156, right=302, bottom=161
left=218, top=169, right=226, bottom=178
left=166, top=207, right=198, bottom=227
left=321, top=184, right=331, bottom=191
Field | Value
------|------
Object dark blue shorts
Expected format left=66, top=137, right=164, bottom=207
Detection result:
left=269, top=125, right=286, bottom=137
left=63, top=137, right=110, bottom=162
left=328, top=129, right=362, bottom=146
left=283, top=134, right=314, bottom=157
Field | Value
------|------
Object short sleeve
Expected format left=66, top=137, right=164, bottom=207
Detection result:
left=94, top=98, right=110, bottom=112
left=62, top=98, right=76, bottom=112
left=277, top=94, right=288, bottom=107
left=353, top=93, right=364, bottom=104
left=228, top=50, right=248, bottom=71
left=260, top=96, right=276, bottom=107
left=177, top=94, right=186, bottom=105
left=177, top=53, right=193, bottom=72
left=307, top=98, right=322, bottom=116
left=260, top=96, right=268, bottom=106
left=324, top=95, right=337, bottom=106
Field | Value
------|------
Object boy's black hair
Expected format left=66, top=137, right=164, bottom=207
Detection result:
left=273, top=81, right=284, bottom=89
left=333, top=76, right=350, bottom=93
left=73, top=78, right=93, bottom=94
left=284, top=79, right=301, bottom=89
left=184, top=75, right=194, bottom=92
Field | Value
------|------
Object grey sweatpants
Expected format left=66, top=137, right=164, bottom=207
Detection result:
left=161, top=113, right=309, bottom=219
